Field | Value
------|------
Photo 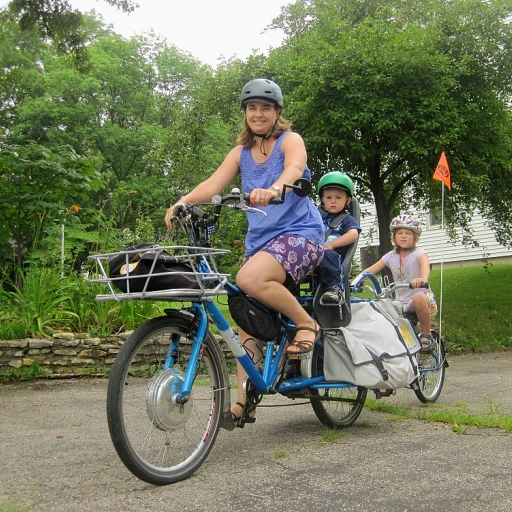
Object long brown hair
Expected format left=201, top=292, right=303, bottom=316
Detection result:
left=237, top=111, right=293, bottom=147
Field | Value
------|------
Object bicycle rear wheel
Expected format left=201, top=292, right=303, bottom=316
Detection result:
left=309, top=342, right=367, bottom=429
left=106, top=311, right=229, bottom=485
left=413, top=329, right=446, bottom=403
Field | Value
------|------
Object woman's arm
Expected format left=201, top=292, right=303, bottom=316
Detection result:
left=165, top=146, right=241, bottom=226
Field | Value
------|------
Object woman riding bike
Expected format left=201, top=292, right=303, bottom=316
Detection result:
left=165, top=78, right=324, bottom=422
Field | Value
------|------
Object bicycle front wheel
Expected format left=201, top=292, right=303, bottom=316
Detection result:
left=106, top=311, right=229, bottom=485
left=309, top=342, right=367, bottom=429
left=413, top=329, right=446, bottom=403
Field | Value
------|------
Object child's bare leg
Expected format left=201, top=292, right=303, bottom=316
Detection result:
left=412, top=294, right=432, bottom=334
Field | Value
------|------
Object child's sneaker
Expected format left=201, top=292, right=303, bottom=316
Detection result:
left=320, top=286, right=343, bottom=305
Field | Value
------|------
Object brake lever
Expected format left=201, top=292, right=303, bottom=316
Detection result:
left=238, top=204, right=267, bottom=215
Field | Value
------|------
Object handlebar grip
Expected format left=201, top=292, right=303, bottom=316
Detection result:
left=173, top=204, right=188, bottom=217
left=241, top=193, right=283, bottom=205
left=409, top=281, right=429, bottom=289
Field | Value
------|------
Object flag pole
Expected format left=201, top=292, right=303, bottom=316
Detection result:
left=438, top=182, right=445, bottom=339
left=432, top=151, right=450, bottom=340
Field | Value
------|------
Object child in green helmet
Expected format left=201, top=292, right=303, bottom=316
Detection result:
left=316, top=171, right=361, bottom=305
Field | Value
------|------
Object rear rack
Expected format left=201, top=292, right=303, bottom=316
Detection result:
left=88, top=245, right=231, bottom=301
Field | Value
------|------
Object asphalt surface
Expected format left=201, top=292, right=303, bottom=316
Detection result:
left=1, top=351, right=511, bottom=512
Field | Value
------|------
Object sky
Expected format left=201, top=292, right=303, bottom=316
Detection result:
left=67, top=0, right=292, bottom=67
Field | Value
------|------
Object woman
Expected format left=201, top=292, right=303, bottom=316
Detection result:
left=165, top=78, right=324, bottom=421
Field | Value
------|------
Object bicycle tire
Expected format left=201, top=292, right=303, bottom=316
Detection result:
left=309, top=341, right=367, bottom=429
left=413, top=329, right=446, bottom=403
left=106, top=311, right=229, bottom=485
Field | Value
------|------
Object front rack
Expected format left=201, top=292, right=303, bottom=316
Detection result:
left=88, top=245, right=231, bottom=302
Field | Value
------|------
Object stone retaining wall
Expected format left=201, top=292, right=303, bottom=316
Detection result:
left=0, top=332, right=235, bottom=376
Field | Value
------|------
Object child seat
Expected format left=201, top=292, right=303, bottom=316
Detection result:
left=313, top=195, right=361, bottom=329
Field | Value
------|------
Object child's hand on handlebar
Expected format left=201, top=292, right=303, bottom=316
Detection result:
left=411, top=278, right=427, bottom=288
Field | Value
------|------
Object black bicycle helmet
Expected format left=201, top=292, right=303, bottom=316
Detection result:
left=240, top=79, right=284, bottom=108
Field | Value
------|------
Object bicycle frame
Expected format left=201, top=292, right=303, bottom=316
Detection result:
left=172, top=289, right=336, bottom=405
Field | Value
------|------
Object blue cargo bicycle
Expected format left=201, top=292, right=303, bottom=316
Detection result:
left=88, top=179, right=445, bottom=485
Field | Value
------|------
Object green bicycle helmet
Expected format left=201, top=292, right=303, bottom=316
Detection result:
left=241, top=78, right=284, bottom=108
left=317, top=171, right=354, bottom=197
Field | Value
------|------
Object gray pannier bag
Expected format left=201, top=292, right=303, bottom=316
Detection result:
left=323, top=301, right=419, bottom=389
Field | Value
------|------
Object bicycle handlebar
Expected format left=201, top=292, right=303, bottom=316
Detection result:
left=351, top=271, right=429, bottom=298
left=172, top=178, right=312, bottom=247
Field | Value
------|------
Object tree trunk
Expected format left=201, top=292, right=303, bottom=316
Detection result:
left=372, top=178, right=394, bottom=284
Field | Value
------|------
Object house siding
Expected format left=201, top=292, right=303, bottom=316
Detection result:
left=357, top=203, right=511, bottom=267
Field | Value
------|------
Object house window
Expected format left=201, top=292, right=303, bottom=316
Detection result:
left=427, top=211, right=441, bottom=229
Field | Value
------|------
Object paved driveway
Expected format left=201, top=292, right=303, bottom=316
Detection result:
left=1, top=351, right=511, bottom=512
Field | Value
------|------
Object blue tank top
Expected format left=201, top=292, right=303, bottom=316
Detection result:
left=240, top=132, right=324, bottom=256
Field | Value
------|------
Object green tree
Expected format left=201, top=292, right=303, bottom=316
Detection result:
left=6, top=0, right=136, bottom=58
left=1, top=9, right=212, bottom=238
left=0, top=143, right=104, bottom=272
left=269, top=0, right=512, bottom=255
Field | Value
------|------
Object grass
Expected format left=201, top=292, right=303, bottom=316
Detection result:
left=320, top=427, right=347, bottom=445
left=0, top=500, right=32, bottom=512
left=273, top=448, right=289, bottom=459
left=428, top=264, right=512, bottom=352
left=0, top=363, right=51, bottom=383
left=365, top=397, right=512, bottom=432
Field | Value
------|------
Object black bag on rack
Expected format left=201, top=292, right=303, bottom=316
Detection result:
left=227, top=293, right=281, bottom=342
left=108, top=243, right=201, bottom=293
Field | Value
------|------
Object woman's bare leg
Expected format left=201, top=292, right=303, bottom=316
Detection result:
left=236, top=252, right=317, bottom=351
left=230, top=330, right=262, bottom=419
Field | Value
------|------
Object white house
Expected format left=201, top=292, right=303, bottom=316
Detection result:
left=357, top=203, right=512, bottom=269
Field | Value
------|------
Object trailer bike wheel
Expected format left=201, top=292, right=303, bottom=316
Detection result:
left=413, top=329, right=446, bottom=403
left=309, top=341, right=367, bottom=429
left=106, top=312, right=228, bottom=485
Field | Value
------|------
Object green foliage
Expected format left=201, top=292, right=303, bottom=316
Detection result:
left=0, top=321, right=28, bottom=340
left=0, top=143, right=104, bottom=269
left=1, top=267, right=79, bottom=337
left=269, top=0, right=512, bottom=255
left=366, top=396, right=512, bottom=432
left=0, top=362, right=50, bottom=383
left=8, top=0, right=136, bottom=59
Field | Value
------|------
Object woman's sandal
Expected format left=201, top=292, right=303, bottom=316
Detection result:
left=418, top=333, right=434, bottom=353
left=286, top=321, right=321, bottom=355
left=231, top=401, right=256, bottom=424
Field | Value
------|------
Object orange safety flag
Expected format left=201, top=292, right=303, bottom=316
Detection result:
left=433, top=151, right=451, bottom=190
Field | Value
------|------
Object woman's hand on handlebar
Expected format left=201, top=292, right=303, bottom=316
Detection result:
left=249, top=187, right=280, bottom=207
left=164, top=201, right=186, bottom=227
